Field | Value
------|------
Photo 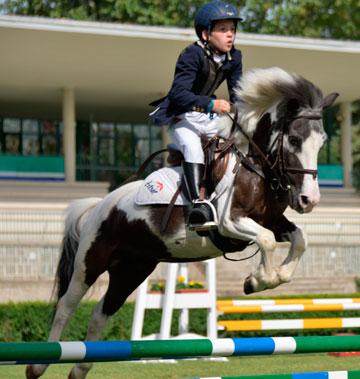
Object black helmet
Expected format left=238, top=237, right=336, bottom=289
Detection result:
left=194, top=1, right=242, bottom=40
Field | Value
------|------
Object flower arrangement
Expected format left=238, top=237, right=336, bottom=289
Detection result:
left=149, top=275, right=205, bottom=293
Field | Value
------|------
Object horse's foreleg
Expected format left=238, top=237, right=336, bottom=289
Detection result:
left=68, top=257, right=158, bottom=379
left=219, top=216, right=280, bottom=293
left=276, top=223, right=307, bottom=283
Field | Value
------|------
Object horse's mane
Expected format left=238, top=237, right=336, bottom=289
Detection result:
left=234, top=67, right=323, bottom=135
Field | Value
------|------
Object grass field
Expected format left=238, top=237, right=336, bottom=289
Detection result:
left=0, top=354, right=359, bottom=379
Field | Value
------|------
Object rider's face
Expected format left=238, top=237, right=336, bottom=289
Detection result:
left=202, top=20, right=236, bottom=53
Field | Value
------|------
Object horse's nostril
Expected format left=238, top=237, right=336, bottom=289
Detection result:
left=300, top=195, right=310, bottom=205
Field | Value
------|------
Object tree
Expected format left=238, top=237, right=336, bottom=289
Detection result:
left=241, top=0, right=360, bottom=40
left=1, top=0, right=359, bottom=41
left=352, top=100, right=360, bottom=190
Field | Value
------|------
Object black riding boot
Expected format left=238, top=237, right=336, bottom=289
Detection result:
left=182, top=162, right=216, bottom=230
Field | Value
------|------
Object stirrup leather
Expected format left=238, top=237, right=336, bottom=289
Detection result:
left=188, top=199, right=218, bottom=231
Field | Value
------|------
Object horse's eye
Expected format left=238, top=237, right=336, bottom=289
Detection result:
left=288, top=135, right=302, bottom=148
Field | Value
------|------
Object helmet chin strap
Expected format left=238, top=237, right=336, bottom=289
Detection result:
left=197, top=38, right=232, bottom=61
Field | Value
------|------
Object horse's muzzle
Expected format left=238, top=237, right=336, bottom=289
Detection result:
left=297, top=193, right=320, bottom=213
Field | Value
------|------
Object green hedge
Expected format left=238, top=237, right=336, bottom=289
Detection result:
left=0, top=302, right=207, bottom=342
left=1, top=296, right=360, bottom=342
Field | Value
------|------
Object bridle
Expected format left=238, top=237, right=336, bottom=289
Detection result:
left=227, top=109, right=323, bottom=192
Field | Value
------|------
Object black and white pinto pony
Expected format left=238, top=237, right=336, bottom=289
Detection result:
left=26, top=67, right=338, bottom=379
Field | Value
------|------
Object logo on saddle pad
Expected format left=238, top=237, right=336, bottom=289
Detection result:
left=145, top=180, right=164, bottom=194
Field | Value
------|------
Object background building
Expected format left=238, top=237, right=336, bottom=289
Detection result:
left=0, top=15, right=359, bottom=195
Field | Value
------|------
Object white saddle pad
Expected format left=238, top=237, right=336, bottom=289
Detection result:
left=135, top=166, right=190, bottom=206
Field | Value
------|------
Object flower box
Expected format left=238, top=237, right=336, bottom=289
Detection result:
left=175, top=288, right=208, bottom=293
left=148, top=288, right=208, bottom=294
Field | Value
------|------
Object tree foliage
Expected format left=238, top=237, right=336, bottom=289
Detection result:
left=352, top=100, right=360, bottom=190
left=241, top=0, right=360, bottom=40
left=1, top=0, right=359, bottom=41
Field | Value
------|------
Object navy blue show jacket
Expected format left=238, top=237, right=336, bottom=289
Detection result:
left=149, top=42, right=242, bottom=126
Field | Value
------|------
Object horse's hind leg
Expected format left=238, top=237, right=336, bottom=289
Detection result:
left=27, top=256, right=92, bottom=378
left=68, top=256, right=158, bottom=379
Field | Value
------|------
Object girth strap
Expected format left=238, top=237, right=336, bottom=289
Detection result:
left=160, top=184, right=182, bottom=234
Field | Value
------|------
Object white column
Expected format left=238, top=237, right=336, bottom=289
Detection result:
left=162, top=125, right=171, bottom=149
left=340, top=102, right=352, bottom=188
left=62, top=88, right=76, bottom=182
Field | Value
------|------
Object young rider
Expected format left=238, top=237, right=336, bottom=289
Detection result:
left=150, top=0, right=243, bottom=231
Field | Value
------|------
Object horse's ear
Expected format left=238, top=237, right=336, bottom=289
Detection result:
left=322, top=93, right=339, bottom=109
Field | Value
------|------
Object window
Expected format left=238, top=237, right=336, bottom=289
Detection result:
left=41, top=120, right=61, bottom=155
left=318, top=106, right=341, bottom=164
left=0, top=117, right=62, bottom=157
left=0, top=116, right=163, bottom=186
left=77, top=121, right=163, bottom=186
left=115, top=124, right=132, bottom=168
left=134, top=124, right=150, bottom=166
left=97, top=123, right=115, bottom=165
left=2, top=118, right=21, bottom=154
left=22, top=119, right=39, bottom=155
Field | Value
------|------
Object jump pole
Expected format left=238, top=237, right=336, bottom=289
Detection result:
left=2, top=335, right=360, bottom=364
left=217, top=298, right=360, bottom=307
left=188, top=371, right=360, bottom=379
left=218, top=317, right=360, bottom=331
left=218, top=303, right=360, bottom=314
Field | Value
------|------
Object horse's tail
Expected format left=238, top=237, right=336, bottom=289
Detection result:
left=55, top=197, right=101, bottom=302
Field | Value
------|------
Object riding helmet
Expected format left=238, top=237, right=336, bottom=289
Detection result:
left=194, top=0, right=243, bottom=40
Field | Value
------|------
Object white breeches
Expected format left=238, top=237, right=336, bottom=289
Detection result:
left=169, top=112, right=219, bottom=164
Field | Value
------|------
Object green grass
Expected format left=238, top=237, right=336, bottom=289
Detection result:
left=0, top=354, right=359, bottom=379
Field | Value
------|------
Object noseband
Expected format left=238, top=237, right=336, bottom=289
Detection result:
left=227, top=109, right=323, bottom=192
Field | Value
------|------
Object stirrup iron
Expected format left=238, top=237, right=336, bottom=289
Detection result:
left=188, top=199, right=218, bottom=231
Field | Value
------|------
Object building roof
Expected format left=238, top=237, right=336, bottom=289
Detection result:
left=1, top=15, right=359, bottom=122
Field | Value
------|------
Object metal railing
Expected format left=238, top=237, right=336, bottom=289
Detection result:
left=0, top=203, right=359, bottom=280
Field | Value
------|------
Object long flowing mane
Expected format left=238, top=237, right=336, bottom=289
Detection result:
left=234, top=67, right=324, bottom=135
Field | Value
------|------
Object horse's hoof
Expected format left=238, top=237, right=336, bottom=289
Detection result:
left=26, top=365, right=39, bottom=379
left=243, top=276, right=255, bottom=294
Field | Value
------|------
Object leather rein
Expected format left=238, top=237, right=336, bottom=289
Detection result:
left=226, top=109, right=323, bottom=192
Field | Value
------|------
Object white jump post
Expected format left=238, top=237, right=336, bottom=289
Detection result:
left=131, top=260, right=217, bottom=340
left=178, top=263, right=189, bottom=336
left=159, top=263, right=178, bottom=339
left=206, top=258, right=217, bottom=339
left=131, top=273, right=148, bottom=340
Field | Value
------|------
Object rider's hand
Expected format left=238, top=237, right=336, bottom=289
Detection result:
left=212, top=99, right=231, bottom=114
